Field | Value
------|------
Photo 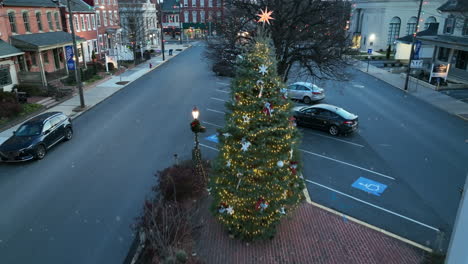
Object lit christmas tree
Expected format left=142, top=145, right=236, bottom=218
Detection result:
left=210, top=9, right=304, bottom=241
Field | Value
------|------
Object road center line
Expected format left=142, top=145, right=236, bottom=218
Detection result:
left=216, top=89, right=230, bottom=93
left=305, top=132, right=365, bottom=148
left=210, top=97, right=227, bottom=102
left=300, top=149, right=395, bottom=180
left=305, top=179, right=439, bottom=232
left=203, top=121, right=223, bottom=128
left=200, top=143, right=219, bottom=151
left=207, top=108, right=226, bottom=114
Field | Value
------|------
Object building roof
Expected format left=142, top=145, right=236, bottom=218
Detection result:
left=418, top=35, right=468, bottom=51
left=10, top=32, right=85, bottom=51
left=65, top=0, right=95, bottom=13
left=1, top=0, right=58, bottom=7
left=438, top=0, right=468, bottom=12
left=396, top=23, right=439, bottom=44
left=0, top=40, right=24, bottom=59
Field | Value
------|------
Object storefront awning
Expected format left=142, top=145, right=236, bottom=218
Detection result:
left=418, top=35, right=468, bottom=51
left=10, top=31, right=85, bottom=52
left=0, top=40, right=24, bottom=59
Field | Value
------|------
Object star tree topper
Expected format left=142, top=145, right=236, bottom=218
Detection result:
left=257, top=7, right=274, bottom=25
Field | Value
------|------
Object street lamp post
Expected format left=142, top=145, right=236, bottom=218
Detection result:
left=404, top=0, right=424, bottom=91
left=190, top=106, right=206, bottom=183
left=179, top=3, right=183, bottom=44
left=157, top=0, right=165, bottom=61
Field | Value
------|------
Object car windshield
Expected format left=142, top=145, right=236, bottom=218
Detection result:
left=15, top=123, right=42, bottom=137
left=335, top=108, right=355, bottom=119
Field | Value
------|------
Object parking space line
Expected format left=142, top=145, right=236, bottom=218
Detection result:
left=304, top=131, right=364, bottom=148
left=203, top=121, right=223, bottom=128
left=305, top=179, right=439, bottom=232
left=207, top=108, right=226, bottom=114
left=200, top=143, right=219, bottom=151
left=216, top=89, right=230, bottom=93
left=217, top=82, right=229, bottom=86
left=210, top=97, right=227, bottom=102
left=300, top=149, right=395, bottom=180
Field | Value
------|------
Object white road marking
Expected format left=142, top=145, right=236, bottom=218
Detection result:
left=305, top=132, right=365, bottom=148
left=300, top=149, right=395, bottom=180
left=305, top=179, right=439, bottom=232
left=353, top=84, right=365, bottom=88
left=210, top=97, right=227, bottom=102
left=217, top=82, right=229, bottom=86
left=216, top=89, right=230, bottom=93
left=200, top=143, right=219, bottom=151
left=207, top=108, right=226, bottom=114
left=203, top=121, right=223, bottom=128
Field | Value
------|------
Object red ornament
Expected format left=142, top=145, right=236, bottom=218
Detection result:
left=263, top=102, right=274, bottom=116
left=289, top=161, right=298, bottom=175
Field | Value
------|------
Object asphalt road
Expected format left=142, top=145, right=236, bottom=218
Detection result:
left=199, top=62, right=468, bottom=251
left=0, top=45, right=218, bottom=263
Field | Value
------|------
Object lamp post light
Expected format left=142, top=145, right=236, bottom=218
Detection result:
left=190, top=106, right=206, bottom=183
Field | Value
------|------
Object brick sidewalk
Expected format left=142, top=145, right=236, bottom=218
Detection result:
left=194, top=200, right=427, bottom=264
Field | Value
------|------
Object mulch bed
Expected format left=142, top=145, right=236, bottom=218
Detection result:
left=192, top=196, right=428, bottom=264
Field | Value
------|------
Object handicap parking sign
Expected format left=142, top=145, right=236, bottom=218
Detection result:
left=205, top=134, right=219, bottom=143
left=352, top=177, right=387, bottom=196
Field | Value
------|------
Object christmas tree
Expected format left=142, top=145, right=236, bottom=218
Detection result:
left=210, top=20, right=304, bottom=240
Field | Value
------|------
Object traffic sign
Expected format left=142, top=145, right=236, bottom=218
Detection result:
left=367, top=49, right=372, bottom=54
left=352, top=177, right=387, bottom=196
left=205, top=134, right=219, bottom=143
left=411, top=59, right=423, bottom=69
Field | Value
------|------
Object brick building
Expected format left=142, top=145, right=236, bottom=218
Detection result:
left=179, top=0, right=223, bottom=39
left=0, top=0, right=85, bottom=91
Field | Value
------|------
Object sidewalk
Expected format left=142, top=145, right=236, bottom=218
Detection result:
left=354, top=60, right=468, bottom=121
left=0, top=43, right=191, bottom=145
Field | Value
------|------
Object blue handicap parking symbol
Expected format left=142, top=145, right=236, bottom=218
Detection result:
left=205, top=134, right=219, bottom=143
left=352, top=177, right=387, bottom=196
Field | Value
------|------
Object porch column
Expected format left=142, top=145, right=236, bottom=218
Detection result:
left=80, top=42, right=87, bottom=69
left=37, top=51, right=48, bottom=88
left=63, top=46, right=69, bottom=76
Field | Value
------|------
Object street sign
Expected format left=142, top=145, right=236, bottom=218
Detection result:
left=367, top=49, right=372, bottom=54
left=413, top=40, right=422, bottom=60
left=65, top=45, right=75, bottom=71
left=411, top=59, right=423, bottom=69
left=205, top=134, right=219, bottom=143
left=351, top=177, right=387, bottom=196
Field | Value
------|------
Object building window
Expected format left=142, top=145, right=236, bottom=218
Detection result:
left=192, top=0, right=197, bottom=7
left=109, top=11, right=113, bottom=26
left=406, top=16, right=417, bottom=36
left=387, top=16, right=401, bottom=45
left=42, top=51, right=49, bottom=63
left=86, top=15, right=90, bottom=30
left=96, top=11, right=101, bottom=26
left=36, top=12, right=43, bottom=31
left=91, top=15, right=96, bottom=29
left=216, top=11, right=221, bottom=18
left=192, top=11, right=197, bottom=23
left=455, top=50, right=468, bottom=70
left=200, top=0, right=204, bottom=7
left=54, top=12, right=61, bottom=30
left=103, top=11, right=108, bottom=26
left=184, top=0, right=188, bottom=7
left=208, top=11, right=213, bottom=20
left=81, top=15, right=86, bottom=31
left=0, top=65, right=12, bottom=87
left=463, top=19, right=468, bottom=36
left=438, top=47, right=450, bottom=62
left=444, top=15, right=455, bottom=34
left=23, top=12, right=31, bottom=32
left=424, top=16, right=437, bottom=30
left=113, top=11, right=118, bottom=23
left=30, top=52, right=37, bottom=66
left=200, top=10, right=205, bottom=23
left=74, top=15, right=80, bottom=31
left=184, top=11, right=189, bottom=22
left=209, top=0, right=212, bottom=7
left=8, top=12, right=17, bottom=33
left=216, top=0, right=221, bottom=7
left=47, top=12, right=54, bottom=31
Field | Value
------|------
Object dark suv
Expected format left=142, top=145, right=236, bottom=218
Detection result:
left=0, top=112, right=73, bottom=162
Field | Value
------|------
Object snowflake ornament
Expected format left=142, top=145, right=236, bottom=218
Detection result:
left=241, top=139, right=251, bottom=152
left=226, top=206, right=234, bottom=215
left=258, top=64, right=268, bottom=75
left=242, top=115, right=250, bottom=123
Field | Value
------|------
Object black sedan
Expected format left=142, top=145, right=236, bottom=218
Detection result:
left=293, top=104, right=358, bottom=136
left=0, top=112, right=73, bottom=162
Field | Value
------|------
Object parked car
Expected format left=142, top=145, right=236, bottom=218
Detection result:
left=292, top=104, right=358, bottom=136
left=0, top=112, right=73, bottom=162
left=287, top=82, right=325, bottom=104
left=213, top=61, right=235, bottom=77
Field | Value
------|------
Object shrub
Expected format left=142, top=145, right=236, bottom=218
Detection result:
left=0, top=92, right=22, bottom=118
left=175, top=249, right=188, bottom=263
left=16, top=84, right=47, bottom=97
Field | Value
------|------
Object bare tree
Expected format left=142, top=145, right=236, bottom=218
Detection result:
left=208, top=0, right=352, bottom=82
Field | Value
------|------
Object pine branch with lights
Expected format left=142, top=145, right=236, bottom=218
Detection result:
left=209, top=27, right=304, bottom=241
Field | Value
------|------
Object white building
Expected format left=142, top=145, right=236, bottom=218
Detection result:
left=348, top=0, right=445, bottom=53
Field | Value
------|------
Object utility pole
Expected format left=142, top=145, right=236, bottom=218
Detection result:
left=179, top=2, right=183, bottom=44
left=404, top=0, right=424, bottom=91
left=157, top=0, right=165, bottom=61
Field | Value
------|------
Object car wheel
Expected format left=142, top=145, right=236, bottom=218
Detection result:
left=64, top=127, right=73, bottom=141
left=329, top=125, right=339, bottom=136
left=35, top=145, right=46, bottom=160
left=303, top=96, right=312, bottom=104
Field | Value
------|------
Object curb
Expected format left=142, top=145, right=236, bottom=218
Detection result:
left=302, top=185, right=432, bottom=253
